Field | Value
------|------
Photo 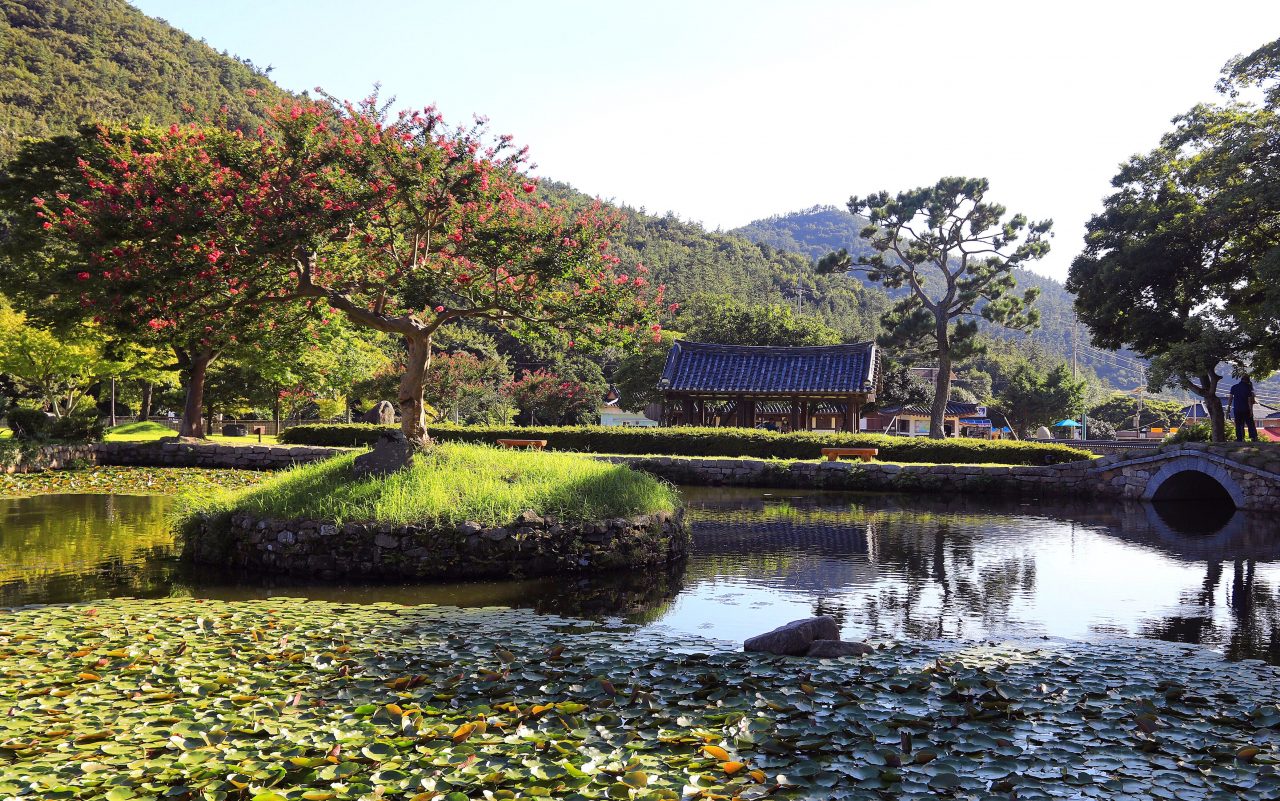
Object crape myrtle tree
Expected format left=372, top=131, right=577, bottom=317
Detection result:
left=819, top=178, right=1049, bottom=438
left=256, top=94, right=667, bottom=443
left=1, top=120, right=334, bottom=437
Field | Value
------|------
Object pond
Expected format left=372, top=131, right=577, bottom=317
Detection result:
left=1, top=486, right=1278, bottom=663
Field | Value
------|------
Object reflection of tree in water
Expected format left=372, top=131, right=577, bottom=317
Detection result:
left=683, top=491, right=1040, bottom=640
left=682, top=487, right=1280, bottom=662
left=1140, top=558, right=1280, bottom=663
left=860, top=515, right=1036, bottom=640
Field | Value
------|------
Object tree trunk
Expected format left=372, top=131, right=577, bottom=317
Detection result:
left=930, top=349, right=953, bottom=440
left=138, top=381, right=153, bottom=421
left=399, top=333, right=432, bottom=444
left=273, top=386, right=281, bottom=435
left=179, top=349, right=214, bottom=439
left=109, top=378, right=117, bottom=427
left=1201, top=374, right=1226, bottom=442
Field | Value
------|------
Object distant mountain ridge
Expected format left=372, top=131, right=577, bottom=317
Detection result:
left=732, top=206, right=1145, bottom=389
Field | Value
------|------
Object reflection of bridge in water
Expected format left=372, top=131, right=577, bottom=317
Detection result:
left=678, top=486, right=1280, bottom=661
left=682, top=487, right=1280, bottom=565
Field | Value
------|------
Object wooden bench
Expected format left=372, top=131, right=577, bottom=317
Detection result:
left=820, top=447, right=878, bottom=463
left=496, top=439, right=548, bottom=450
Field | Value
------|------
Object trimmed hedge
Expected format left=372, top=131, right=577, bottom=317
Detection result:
left=279, top=423, right=1093, bottom=465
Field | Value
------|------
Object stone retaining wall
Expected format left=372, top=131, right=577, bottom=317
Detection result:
left=186, top=508, right=688, bottom=581
left=1, top=444, right=98, bottom=474
left=596, top=443, right=1280, bottom=512
left=97, top=440, right=347, bottom=470
left=3, top=440, right=348, bottom=473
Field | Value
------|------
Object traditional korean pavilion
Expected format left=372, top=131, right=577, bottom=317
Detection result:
left=657, top=340, right=880, bottom=431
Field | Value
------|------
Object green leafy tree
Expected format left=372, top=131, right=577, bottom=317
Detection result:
left=1088, top=394, right=1186, bottom=432
left=1066, top=108, right=1263, bottom=441
left=991, top=362, right=1087, bottom=439
left=672, top=294, right=843, bottom=347
left=870, top=361, right=932, bottom=413
left=820, top=178, right=1049, bottom=438
left=613, top=330, right=680, bottom=412
left=0, top=300, right=116, bottom=417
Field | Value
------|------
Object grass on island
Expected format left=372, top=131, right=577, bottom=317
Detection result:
left=181, top=441, right=678, bottom=528
left=105, top=420, right=281, bottom=445
left=0, top=597, right=1278, bottom=801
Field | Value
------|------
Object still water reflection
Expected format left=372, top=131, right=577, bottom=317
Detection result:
left=1, top=488, right=1278, bottom=663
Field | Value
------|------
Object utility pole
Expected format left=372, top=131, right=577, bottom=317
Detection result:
left=1072, top=318, right=1078, bottom=379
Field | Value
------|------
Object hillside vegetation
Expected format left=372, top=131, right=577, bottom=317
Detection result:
left=0, top=0, right=290, bottom=160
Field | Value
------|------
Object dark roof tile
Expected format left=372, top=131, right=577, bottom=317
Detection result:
left=659, top=341, right=879, bottom=395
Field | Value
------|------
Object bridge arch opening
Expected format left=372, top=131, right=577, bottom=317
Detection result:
left=1150, top=469, right=1236, bottom=507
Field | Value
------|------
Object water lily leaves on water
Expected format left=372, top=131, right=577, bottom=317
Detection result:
left=0, top=601, right=1279, bottom=800
left=0, top=466, right=272, bottom=498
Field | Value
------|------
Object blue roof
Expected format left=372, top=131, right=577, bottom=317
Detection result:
left=659, top=340, right=879, bottom=395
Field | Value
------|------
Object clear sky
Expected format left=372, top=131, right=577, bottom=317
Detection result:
left=132, top=1, right=1280, bottom=283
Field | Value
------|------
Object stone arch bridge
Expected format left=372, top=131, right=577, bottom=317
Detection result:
left=1081, top=444, right=1280, bottom=511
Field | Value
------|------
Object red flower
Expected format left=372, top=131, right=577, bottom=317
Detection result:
left=434, top=306, right=445, bottom=312
left=77, top=272, right=90, bottom=281
left=42, top=222, right=51, bottom=229
left=522, top=183, right=536, bottom=194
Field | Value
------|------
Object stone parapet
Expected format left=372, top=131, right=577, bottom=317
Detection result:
left=185, top=508, right=688, bottom=581
left=598, top=444, right=1280, bottom=512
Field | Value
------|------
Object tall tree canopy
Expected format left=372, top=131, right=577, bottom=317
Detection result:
left=0, top=119, right=333, bottom=437
left=820, top=177, right=1049, bottom=438
left=8, top=94, right=665, bottom=443
left=1068, top=38, right=1280, bottom=441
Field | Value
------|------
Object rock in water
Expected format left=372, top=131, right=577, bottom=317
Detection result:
left=743, top=616, right=841, bottom=656
left=353, top=430, right=413, bottom=478
left=806, top=639, right=874, bottom=658
left=362, top=400, right=396, bottom=425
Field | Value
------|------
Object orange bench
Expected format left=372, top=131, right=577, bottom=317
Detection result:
left=496, top=439, right=548, bottom=450
left=821, top=447, right=878, bottom=462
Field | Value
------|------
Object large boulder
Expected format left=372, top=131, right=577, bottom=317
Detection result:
left=353, top=430, right=413, bottom=478
left=362, top=401, right=396, bottom=425
left=805, top=639, right=874, bottom=658
left=743, top=616, right=840, bottom=656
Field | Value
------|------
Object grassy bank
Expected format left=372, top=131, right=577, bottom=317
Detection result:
left=280, top=424, right=1093, bottom=465
left=105, top=420, right=281, bottom=445
left=0, top=598, right=1276, bottom=801
left=180, top=441, right=678, bottom=527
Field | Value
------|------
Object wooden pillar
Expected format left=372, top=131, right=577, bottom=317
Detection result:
left=747, top=399, right=756, bottom=429
left=844, top=395, right=855, bottom=433
left=697, top=398, right=705, bottom=427
left=735, top=395, right=746, bottom=428
left=790, top=396, right=800, bottom=432
left=852, top=397, right=861, bottom=433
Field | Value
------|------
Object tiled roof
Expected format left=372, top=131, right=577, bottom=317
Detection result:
left=658, top=341, right=879, bottom=395
left=753, top=402, right=848, bottom=415
left=875, top=402, right=985, bottom=417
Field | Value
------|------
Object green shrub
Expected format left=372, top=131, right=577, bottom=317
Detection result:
left=279, top=423, right=1093, bottom=465
left=6, top=408, right=50, bottom=439
left=49, top=410, right=105, bottom=443
left=279, top=423, right=389, bottom=448
left=1166, top=421, right=1211, bottom=444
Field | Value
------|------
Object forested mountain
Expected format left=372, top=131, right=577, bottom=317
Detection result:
left=734, top=206, right=1145, bottom=389
left=0, top=0, right=1157, bottom=411
left=0, top=0, right=289, bottom=160
left=539, top=185, right=888, bottom=344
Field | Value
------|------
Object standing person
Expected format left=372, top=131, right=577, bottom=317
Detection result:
left=1229, top=373, right=1259, bottom=442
